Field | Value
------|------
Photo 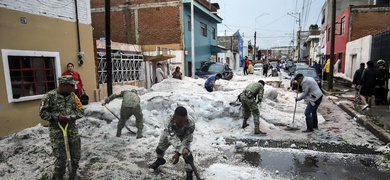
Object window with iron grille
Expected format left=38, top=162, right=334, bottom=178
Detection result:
left=1, top=49, right=61, bottom=103
left=201, top=22, right=207, bottom=37
left=97, top=53, right=144, bottom=84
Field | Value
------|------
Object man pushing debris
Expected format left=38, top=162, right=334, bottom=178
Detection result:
left=239, top=80, right=267, bottom=135
left=149, top=106, right=196, bottom=180
left=102, top=89, right=143, bottom=138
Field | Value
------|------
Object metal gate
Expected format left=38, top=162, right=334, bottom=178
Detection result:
left=371, top=30, right=390, bottom=69
left=97, top=53, right=144, bottom=84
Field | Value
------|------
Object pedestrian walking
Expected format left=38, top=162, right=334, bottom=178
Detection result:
left=352, top=63, right=365, bottom=105
left=204, top=73, right=222, bottom=92
left=102, top=89, right=143, bottom=138
left=243, top=56, right=250, bottom=75
left=323, top=59, right=330, bottom=81
left=294, top=73, right=323, bottom=132
left=39, top=75, right=84, bottom=180
left=62, top=63, right=85, bottom=97
left=238, top=80, right=267, bottom=134
left=263, top=63, right=269, bottom=77
left=359, top=61, right=378, bottom=111
left=156, top=63, right=165, bottom=83
left=148, top=106, right=196, bottom=180
left=375, top=59, right=390, bottom=105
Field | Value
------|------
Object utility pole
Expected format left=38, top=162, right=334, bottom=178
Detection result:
left=297, top=12, right=301, bottom=62
left=287, top=12, right=301, bottom=62
left=105, top=0, right=112, bottom=96
left=254, top=31, right=257, bottom=60
left=329, top=0, right=336, bottom=90
left=191, top=0, right=195, bottom=78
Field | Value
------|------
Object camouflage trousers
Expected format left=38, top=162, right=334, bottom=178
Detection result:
left=118, top=105, right=143, bottom=135
left=240, top=94, right=260, bottom=126
left=156, top=132, right=192, bottom=171
left=49, top=124, right=81, bottom=177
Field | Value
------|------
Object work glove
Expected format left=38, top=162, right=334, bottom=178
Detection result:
left=183, top=153, right=194, bottom=164
left=172, top=152, right=180, bottom=164
left=58, top=115, right=71, bottom=124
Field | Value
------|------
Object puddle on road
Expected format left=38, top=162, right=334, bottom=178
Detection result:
left=241, top=150, right=390, bottom=180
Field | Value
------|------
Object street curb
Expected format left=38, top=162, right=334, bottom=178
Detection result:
left=338, top=103, right=390, bottom=144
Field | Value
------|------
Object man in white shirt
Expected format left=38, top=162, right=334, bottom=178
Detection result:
left=156, top=63, right=165, bottom=83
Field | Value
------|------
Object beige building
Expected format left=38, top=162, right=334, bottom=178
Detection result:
left=0, top=0, right=96, bottom=137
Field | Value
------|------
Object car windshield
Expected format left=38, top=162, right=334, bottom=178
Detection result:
left=296, top=63, right=309, bottom=68
left=254, top=64, right=263, bottom=68
left=296, top=69, right=317, bottom=78
left=200, top=63, right=224, bottom=73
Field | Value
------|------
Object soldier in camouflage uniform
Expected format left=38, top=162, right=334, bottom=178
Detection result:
left=102, top=89, right=143, bottom=138
left=239, top=80, right=267, bottom=134
left=149, top=106, right=196, bottom=180
left=39, top=75, right=84, bottom=180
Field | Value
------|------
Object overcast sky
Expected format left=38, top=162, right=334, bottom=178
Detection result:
left=213, top=0, right=325, bottom=48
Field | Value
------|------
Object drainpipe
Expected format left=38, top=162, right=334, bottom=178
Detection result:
left=74, top=0, right=83, bottom=66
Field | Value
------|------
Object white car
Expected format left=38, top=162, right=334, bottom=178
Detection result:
left=253, top=63, right=263, bottom=74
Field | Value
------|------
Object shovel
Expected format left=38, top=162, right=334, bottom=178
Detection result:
left=183, top=154, right=201, bottom=180
left=103, top=105, right=136, bottom=134
left=58, top=122, right=73, bottom=177
left=285, top=83, right=300, bottom=131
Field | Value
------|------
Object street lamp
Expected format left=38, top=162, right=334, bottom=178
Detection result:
left=254, top=13, right=270, bottom=60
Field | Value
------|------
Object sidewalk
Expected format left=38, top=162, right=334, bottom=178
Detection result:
left=322, top=78, right=390, bottom=144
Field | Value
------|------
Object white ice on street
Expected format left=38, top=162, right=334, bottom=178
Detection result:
left=0, top=71, right=387, bottom=179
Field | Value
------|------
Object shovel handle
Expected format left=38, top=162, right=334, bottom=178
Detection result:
left=58, top=122, right=73, bottom=175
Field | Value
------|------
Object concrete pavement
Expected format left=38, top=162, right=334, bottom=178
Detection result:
left=322, top=77, right=390, bottom=144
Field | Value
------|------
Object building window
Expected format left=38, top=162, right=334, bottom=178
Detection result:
left=340, top=16, right=346, bottom=35
left=188, top=15, right=191, bottom=31
left=201, top=22, right=207, bottom=37
left=327, top=27, right=331, bottom=41
left=1, top=49, right=61, bottom=103
left=212, top=27, right=216, bottom=39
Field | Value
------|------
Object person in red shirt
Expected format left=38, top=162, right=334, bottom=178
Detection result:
left=244, top=56, right=250, bottom=75
left=62, top=63, right=85, bottom=97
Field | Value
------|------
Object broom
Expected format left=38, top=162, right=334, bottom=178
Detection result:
left=285, top=82, right=300, bottom=131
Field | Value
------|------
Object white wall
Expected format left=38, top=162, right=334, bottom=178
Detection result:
left=0, top=0, right=91, bottom=24
left=345, top=35, right=372, bottom=79
left=217, top=50, right=239, bottom=70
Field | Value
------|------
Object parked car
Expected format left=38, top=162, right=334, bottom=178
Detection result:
left=290, top=67, right=321, bottom=92
left=195, top=62, right=233, bottom=80
left=294, top=62, right=309, bottom=69
left=253, top=63, right=263, bottom=74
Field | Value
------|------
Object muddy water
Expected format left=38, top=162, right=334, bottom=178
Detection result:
left=241, top=150, right=390, bottom=180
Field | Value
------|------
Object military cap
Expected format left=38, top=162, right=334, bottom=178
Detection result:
left=58, top=75, right=77, bottom=85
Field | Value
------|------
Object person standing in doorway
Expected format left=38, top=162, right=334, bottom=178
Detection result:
left=62, top=63, right=85, bottom=97
left=156, top=63, right=165, bottom=83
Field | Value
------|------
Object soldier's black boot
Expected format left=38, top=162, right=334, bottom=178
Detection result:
left=148, top=158, right=166, bottom=170
left=186, top=171, right=193, bottom=180
left=242, top=118, right=249, bottom=128
left=302, top=118, right=314, bottom=133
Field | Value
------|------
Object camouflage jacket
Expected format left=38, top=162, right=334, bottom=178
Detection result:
left=242, top=82, right=264, bottom=101
left=164, top=114, right=195, bottom=153
left=39, top=90, right=84, bottom=126
left=104, top=90, right=140, bottom=108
